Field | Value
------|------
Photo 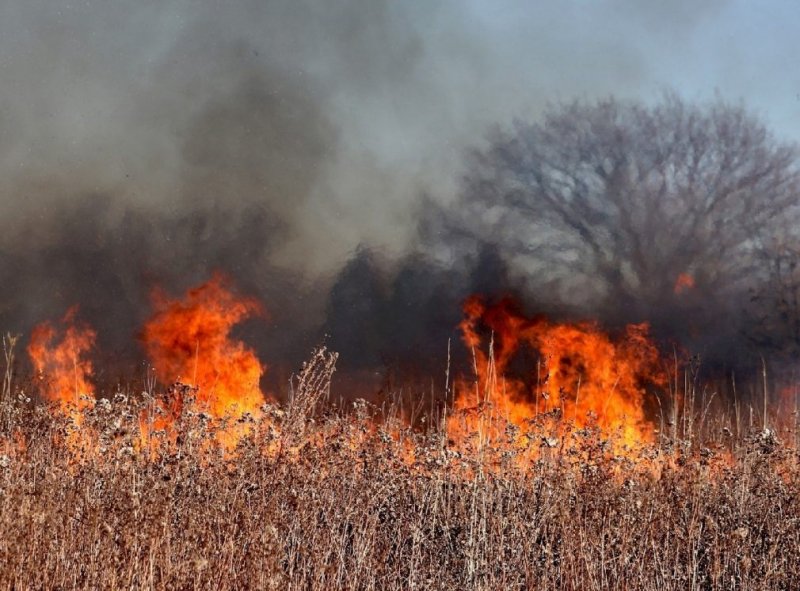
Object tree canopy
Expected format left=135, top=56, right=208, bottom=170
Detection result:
left=434, top=95, right=800, bottom=331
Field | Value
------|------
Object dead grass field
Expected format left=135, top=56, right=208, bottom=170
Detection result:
left=1, top=376, right=799, bottom=591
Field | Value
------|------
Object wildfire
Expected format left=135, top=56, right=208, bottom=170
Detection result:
left=141, top=274, right=268, bottom=449
left=27, top=308, right=97, bottom=456
left=28, top=307, right=96, bottom=413
left=450, top=296, right=665, bottom=452
left=20, top=280, right=673, bottom=466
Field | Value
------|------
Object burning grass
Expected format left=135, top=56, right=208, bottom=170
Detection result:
left=3, top=278, right=800, bottom=589
left=2, top=364, right=800, bottom=590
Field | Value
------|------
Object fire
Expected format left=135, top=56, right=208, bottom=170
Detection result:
left=674, top=273, right=695, bottom=295
left=450, top=296, right=665, bottom=452
left=20, top=280, right=671, bottom=467
left=27, top=308, right=97, bottom=457
left=27, top=307, right=96, bottom=413
left=141, top=274, right=267, bottom=449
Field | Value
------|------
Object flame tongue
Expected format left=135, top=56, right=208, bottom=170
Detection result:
left=27, top=307, right=96, bottom=412
left=452, top=296, right=664, bottom=450
left=142, top=275, right=266, bottom=422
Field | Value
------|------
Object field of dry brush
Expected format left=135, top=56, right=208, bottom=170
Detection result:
left=2, top=366, right=799, bottom=591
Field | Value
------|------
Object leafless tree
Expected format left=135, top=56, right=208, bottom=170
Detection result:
left=445, top=94, right=800, bottom=327
left=749, top=230, right=800, bottom=357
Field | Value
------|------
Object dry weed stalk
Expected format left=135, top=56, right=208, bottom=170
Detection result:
left=1, top=332, right=18, bottom=405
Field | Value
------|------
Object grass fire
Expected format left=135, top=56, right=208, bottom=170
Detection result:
left=3, top=273, right=800, bottom=588
left=4, top=2, right=800, bottom=589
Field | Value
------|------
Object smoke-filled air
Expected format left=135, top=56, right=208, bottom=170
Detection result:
left=3, top=1, right=800, bottom=589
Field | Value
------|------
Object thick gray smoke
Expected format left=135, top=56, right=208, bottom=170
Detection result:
left=1, top=1, right=798, bottom=391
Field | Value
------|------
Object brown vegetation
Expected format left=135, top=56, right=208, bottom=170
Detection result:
left=1, top=350, right=799, bottom=590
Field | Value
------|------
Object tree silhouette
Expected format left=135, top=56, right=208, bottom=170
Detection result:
left=437, top=94, right=800, bottom=336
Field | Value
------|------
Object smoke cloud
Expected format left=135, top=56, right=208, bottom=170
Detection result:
left=1, top=0, right=798, bottom=391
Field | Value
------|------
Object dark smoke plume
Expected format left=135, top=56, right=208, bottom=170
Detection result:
left=3, top=1, right=800, bottom=398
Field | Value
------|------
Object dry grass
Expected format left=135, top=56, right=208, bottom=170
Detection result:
left=1, top=358, right=800, bottom=590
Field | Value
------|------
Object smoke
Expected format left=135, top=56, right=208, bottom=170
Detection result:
left=1, top=0, right=797, bottom=391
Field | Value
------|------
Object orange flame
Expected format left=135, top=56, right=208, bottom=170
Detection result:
left=674, top=273, right=695, bottom=295
left=141, top=275, right=267, bottom=448
left=27, top=308, right=97, bottom=458
left=27, top=307, right=96, bottom=413
left=450, top=296, right=665, bottom=452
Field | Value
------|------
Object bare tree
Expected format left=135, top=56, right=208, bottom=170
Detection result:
left=749, top=230, right=800, bottom=357
left=443, top=94, right=800, bottom=327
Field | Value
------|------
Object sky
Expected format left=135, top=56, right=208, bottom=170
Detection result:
left=0, top=0, right=798, bottom=276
